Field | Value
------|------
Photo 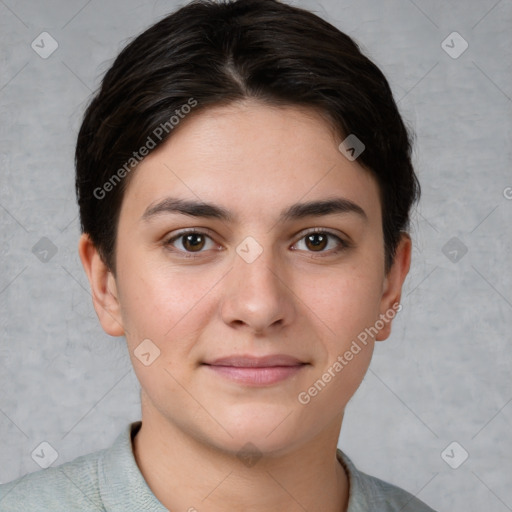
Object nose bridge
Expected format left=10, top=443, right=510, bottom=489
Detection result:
left=234, top=236, right=284, bottom=299
left=220, top=235, right=294, bottom=332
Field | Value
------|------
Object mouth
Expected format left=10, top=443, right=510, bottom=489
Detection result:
left=202, top=355, right=309, bottom=386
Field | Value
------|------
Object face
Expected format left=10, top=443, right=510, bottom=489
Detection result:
left=80, top=99, right=410, bottom=457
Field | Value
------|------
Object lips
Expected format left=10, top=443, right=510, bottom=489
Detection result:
left=202, top=354, right=308, bottom=386
left=205, top=354, right=306, bottom=367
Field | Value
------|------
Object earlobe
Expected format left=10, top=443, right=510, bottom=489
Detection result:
left=375, top=233, right=412, bottom=341
left=77, top=233, right=125, bottom=337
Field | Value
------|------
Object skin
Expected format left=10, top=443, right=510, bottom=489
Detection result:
left=79, top=99, right=411, bottom=512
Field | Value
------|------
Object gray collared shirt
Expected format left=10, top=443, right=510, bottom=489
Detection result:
left=0, top=421, right=436, bottom=511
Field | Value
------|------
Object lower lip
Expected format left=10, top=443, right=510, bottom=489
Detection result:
left=204, top=364, right=306, bottom=385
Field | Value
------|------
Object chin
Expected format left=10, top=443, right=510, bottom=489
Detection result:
left=206, top=402, right=307, bottom=456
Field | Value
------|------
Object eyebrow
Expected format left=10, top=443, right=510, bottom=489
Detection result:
left=141, top=196, right=367, bottom=223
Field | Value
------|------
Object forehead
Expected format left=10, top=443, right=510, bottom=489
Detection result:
left=119, top=100, right=381, bottom=227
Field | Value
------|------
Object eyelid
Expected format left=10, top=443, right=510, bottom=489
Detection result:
left=167, top=226, right=216, bottom=238
left=294, top=226, right=349, bottom=240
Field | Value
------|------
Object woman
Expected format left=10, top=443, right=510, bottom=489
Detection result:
left=0, top=0, right=436, bottom=510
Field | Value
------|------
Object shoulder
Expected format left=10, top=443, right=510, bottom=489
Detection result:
left=337, top=449, right=438, bottom=512
left=0, top=444, right=107, bottom=512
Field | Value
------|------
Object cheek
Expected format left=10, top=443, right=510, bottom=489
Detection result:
left=298, top=264, right=384, bottom=342
left=295, top=272, right=379, bottom=420
left=117, top=255, right=217, bottom=341
left=117, top=264, right=214, bottom=412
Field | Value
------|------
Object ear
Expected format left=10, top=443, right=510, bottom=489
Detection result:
left=375, top=233, right=411, bottom=341
left=78, top=233, right=125, bottom=337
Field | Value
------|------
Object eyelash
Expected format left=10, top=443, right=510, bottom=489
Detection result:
left=164, top=227, right=350, bottom=259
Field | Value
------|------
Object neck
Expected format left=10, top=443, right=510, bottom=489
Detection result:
left=132, top=405, right=349, bottom=512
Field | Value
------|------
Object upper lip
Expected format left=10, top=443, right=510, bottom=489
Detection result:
left=204, top=355, right=306, bottom=367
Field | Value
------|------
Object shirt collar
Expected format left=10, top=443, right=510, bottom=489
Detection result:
left=337, top=448, right=371, bottom=511
left=98, top=421, right=168, bottom=511
left=97, top=421, right=369, bottom=512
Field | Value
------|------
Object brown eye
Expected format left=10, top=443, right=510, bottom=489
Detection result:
left=292, top=230, right=349, bottom=256
left=305, top=233, right=328, bottom=251
left=165, top=230, right=216, bottom=255
left=182, top=233, right=206, bottom=252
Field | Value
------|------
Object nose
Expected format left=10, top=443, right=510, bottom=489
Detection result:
left=220, top=242, right=296, bottom=335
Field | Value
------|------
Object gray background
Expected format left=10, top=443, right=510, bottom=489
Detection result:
left=0, top=0, right=511, bottom=510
